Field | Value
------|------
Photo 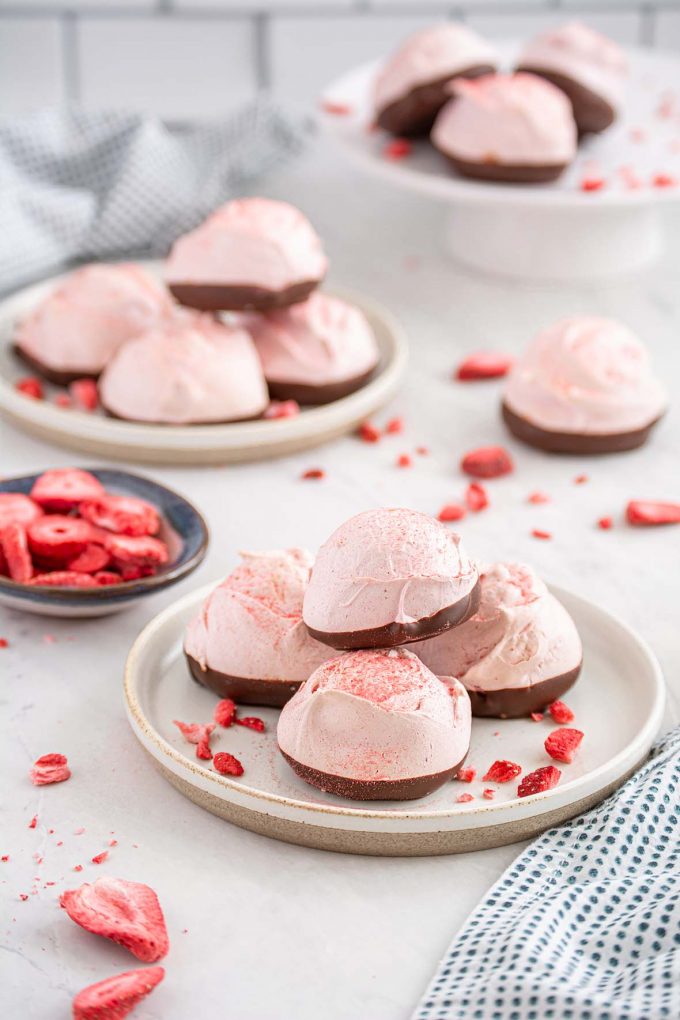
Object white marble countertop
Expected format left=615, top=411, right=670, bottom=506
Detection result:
left=2, top=138, right=680, bottom=1020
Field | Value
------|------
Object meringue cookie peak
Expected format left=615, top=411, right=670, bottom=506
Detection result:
left=431, top=72, right=577, bottom=166
left=184, top=549, right=333, bottom=683
left=277, top=648, right=471, bottom=782
left=503, top=317, right=667, bottom=435
left=416, top=562, right=582, bottom=693
left=99, top=309, right=268, bottom=424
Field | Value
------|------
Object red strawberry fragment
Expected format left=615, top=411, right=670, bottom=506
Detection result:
left=358, top=422, right=381, bottom=443
left=73, top=966, right=165, bottom=1020
left=483, top=788, right=495, bottom=800
left=2, top=523, right=33, bottom=582
left=15, top=376, right=44, bottom=400
left=598, top=516, right=613, bottom=530
left=653, top=173, right=676, bottom=188
left=264, top=399, right=300, bottom=420
left=30, top=753, right=71, bottom=786
left=383, top=138, right=411, bottom=161
left=456, top=767, right=476, bottom=783
left=80, top=495, right=160, bottom=537
left=236, top=716, right=266, bottom=733
left=517, top=765, right=561, bottom=798
left=626, top=500, right=680, bottom=526
left=29, top=815, right=37, bottom=829
left=95, top=571, right=123, bottom=586
left=456, top=793, right=474, bottom=803
left=213, top=752, right=245, bottom=777
left=531, top=529, right=552, bottom=540
left=581, top=177, right=606, bottom=192
left=545, top=727, right=584, bottom=764
left=91, top=851, right=109, bottom=865
left=173, top=720, right=215, bottom=760
left=461, top=446, right=513, bottom=479
left=385, top=417, right=404, bottom=434
left=30, top=469, right=105, bottom=512
left=30, top=571, right=98, bottom=587
left=60, top=877, right=169, bottom=962
left=483, top=760, right=522, bottom=783
left=465, top=482, right=488, bottom=512
left=103, top=533, right=168, bottom=566
left=69, top=379, right=99, bottom=411
left=28, top=514, right=93, bottom=563
left=396, top=453, right=412, bottom=468
left=213, top=699, right=237, bottom=728
left=0, top=493, right=42, bottom=530
left=548, top=700, right=574, bottom=724
left=68, top=544, right=110, bottom=574
left=438, top=504, right=466, bottom=523
left=530, top=712, right=544, bottom=722
left=455, top=352, right=513, bottom=381
left=320, top=99, right=353, bottom=116
left=300, top=468, right=325, bottom=480
left=527, top=492, right=550, bottom=505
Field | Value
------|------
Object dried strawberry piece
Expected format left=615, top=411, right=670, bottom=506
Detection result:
left=68, top=544, right=110, bottom=574
left=30, top=469, right=104, bottom=512
left=598, top=516, right=613, bottom=530
left=0, top=638, right=7, bottom=648
left=300, top=468, right=325, bottom=480
left=528, top=491, right=550, bottom=505
left=102, top=533, right=168, bottom=567
left=626, top=500, right=680, bottom=526
left=465, top=482, right=489, bottom=512
left=456, top=793, right=474, bottom=803
left=213, top=752, right=245, bottom=777
left=438, top=504, right=466, bottom=523
left=383, top=138, right=411, bottom=160
left=455, top=352, right=513, bottom=381
left=28, top=515, right=93, bottom=563
left=461, top=446, right=513, bottom=479
left=173, top=720, right=215, bottom=761
left=29, top=815, right=37, bottom=829
left=531, top=529, right=552, bottom=540
left=213, top=699, right=236, bottom=728
left=456, top=767, right=476, bottom=783
left=60, top=877, right=169, bottom=962
left=0, top=492, right=42, bottom=531
left=530, top=711, right=544, bottom=722
left=1, top=523, right=33, bottom=582
left=30, top=571, right=98, bottom=588
left=80, top=495, right=160, bottom=537
left=15, top=376, right=44, bottom=400
left=94, top=571, right=123, bottom=586
left=91, top=851, right=109, bottom=865
left=482, top=788, right=495, bottom=800
left=518, top=765, right=561, bottom=798
left=652, top=173, right=676, bottom=188
left=396, top=454, right=412, bottom=468
left=358, top=422, right=381, bottom=443
left=30, top=753, right=71, bottom=786
left=581, top=177, right=606, bottom=192
left=264, top=399, right=300, bottom=420
left=548, top=700, right=574, bottom=724
left=545, top=727, right=584, bottom=764
left=385, top=417, right=404, bottom=435
left=116, top=564, right=156, bottom=582
left=320, top=99, right=353, bottom=116
left=69, top=379, right=99, bottom=411
left=483, top=760, right=522, bottom=783
left=73, top=966, right=165, bottom=1020
left=55, top=394, right=72, bottom=408
left=236, top=716, right=266, bottom=733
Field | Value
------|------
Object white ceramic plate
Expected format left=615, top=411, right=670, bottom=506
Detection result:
left=0, top=263, right=407, bottom=465
left=124, top=583, right=664, bottom=857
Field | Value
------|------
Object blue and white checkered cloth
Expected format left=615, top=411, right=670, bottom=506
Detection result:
left=0, top=102, right=311, bottom=293
left=414, top=727, right=680, bottom=1020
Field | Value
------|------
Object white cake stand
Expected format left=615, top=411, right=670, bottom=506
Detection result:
left=321, top=46, right=680, bottom=282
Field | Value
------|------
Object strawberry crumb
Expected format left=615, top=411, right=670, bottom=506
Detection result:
left=581, top=177, right=606, bottom=192
left=301, top=469, right=325, bottom=480
left=530, top=712, right=544, bottom=723
left=321, top=100, right=353, bottom=116
left=91, top=851, right=109, bottom=865
left=30, top=752, right=71, bottom=786
left=264, top=400, right=300, bottom=420
left=456, top=767, right=476, bottom=783
left=416, top=446, right=429, bottom=456
left=483, top=760, right=522, bottom=783
left=74, top=865, right=83, bottom=872
left=548, top=700, right=575, bottom=724
left=396, top=454, right=412, bottom=468
left=528, top=492, right=550, bottom=504
left=574, top=474, right=589, bottom=485
left=213, top=752, right=245, bottom=777
left=456, top=793, right=474, bottom=804
left=236, top=716, right=266, bottom=733
left=214, top=699, right=237, bottom=728
left=545, top=727, right=584, bottom=764
left=108, top=839, right=118, bottom=847
left=15, top=377, right=44, bottom=400
left=383, top=138, right=412, bottom=161
left=626, top=500, right=680, bottom=526
left=54, top=394, right=72, bottom=408
left=652, top=173, right=677, bottom=188
left=438, top=504, right=466, bottom=523
left=598, top=516, right=613, bottom=530
left=483, top=789, right=495, bottom=800
left=358, top=422, right=381, bottom=443
left=465, top=482, right=489, bottom=513
left=455, top=352, right=513, bottom=381
left=29, top=816, right=37, bottom=829
left=518, top=765, right=561, bottom=798
left=0, top=638, right=7, bottom=648
left=19, top=893, right=29, bottom=901
left=385, top=417, right=404, bottom=435
left=461, top=446, right=513, bottom=479
left=531, top=529, right=552, bottom=540
left=1, top=856, right=8, bottom=862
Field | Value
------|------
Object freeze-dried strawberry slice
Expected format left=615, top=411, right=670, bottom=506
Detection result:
left=0, top=493, right=42, bottom=530
left=73, top=967, right=165, bottom=1020
left=455, top=352, right=513, bottom=381
left=456, top=767, right=476, bottom=783
left=15, top=376, right=44, bottom=400
left=517, top=765, right=561, bottom=798
left=461, top=446, right=513, bottom=479
left=103, top=533, right=168, bottom=567
left=465, top=482, right=489, bottom=512
left=115, top=564, right=156, bottom=582
left=456, top=793, right=474, bottom=803
left=214, top=699, right=236, bottom=728
left=1, top=523, right=33, bottom=582
left=30, top=571, right=98, bottom=587
left=236, top=716, right=265, bottom=733
left=28, top=515, right=93, bottom=563
left=80, top=496, right=160, bottom=537
left=213, top=752, right=244, bottom=777
left=483, top=760, right=522, bottom=783
left=69, top=379, right=99, bottom=412
left=60, top=877, right=169, bottom=962
left=438, top=504, right=466, bottom=523
left=358, top=422, right=381, bottom=443
left=548, top=700, right=574, bottom=724
left=173, top=720, right=215, bottom=760
left=30, top=468, right=104, bottom=512
left=264, top=399, right=300, bottom=420
left=68, top=544, right=110, bottom=574
left=95, top=571, right=123, bottom=586
left=626, top=500, right=680, bottom=526
left=30, top=753, right=71, bottom=785
left=545, top=727, right=584, bottom=764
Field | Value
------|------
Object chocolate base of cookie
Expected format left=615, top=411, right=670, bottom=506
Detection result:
left=517, top=66, right=616, bottom=135
left=267, top=367, right=376, bottom=406
left=377, top=65, right=495, bottom=137
left=441, top=154, right=569, bottom=184
left=14, top=344, right=100, bottom=385
left=186, top=652, right=301, bottom=707
left=280, top=749, right=467, bottom=801
left=466, top=664, right=582, bottom=719
left=306, top=579, right=481, bottom=651
left=168, top=279, right=320, bottom=312
left=502, top=402, right=661, bottom=455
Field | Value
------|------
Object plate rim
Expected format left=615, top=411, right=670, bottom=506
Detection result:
left=123, top=580, right=666, bottom=824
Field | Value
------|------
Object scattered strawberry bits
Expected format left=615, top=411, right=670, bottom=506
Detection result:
left=30, top=753, right=71, bottom=786
left=60, top=876, right=169, bottom=962
left=0, top=639, right=9, bottom=648
left=29, top=815, right=37, bottom=829
left=483, top=788, right=495, bottom=800
left=213, top=699, right=237, bottom=728
left=548, top=700, right=575, bottom=724
left=173, top=720, right=216, bottom=761
left=531, top=529, right=552, bottom=540
left=396, top=454, right=412, bottom=468
left=383, top=138, right=412, bottom=161
left=213, top=752, right=245, bottom=777
left=530, top=712, right=544, bottom=723
left=455, top=352, right=513, bottom=381
left=73, top=966, right=165, bottom=1020
left=573, top=474, right=589, bottom=485
left=264, top=399, right=300, bottom=420
left=580, top=177, right=606, bottom=192
left=456, top=793, right=474, bottom=804
left=626, top=500, right=680, bottom=526
left=69, top=378, right=99, bottom=411
left=15, top=376, right=44, bottom=400
left=358, top=422, right=381, bottom=443
left=483, top=760, right=522, bottom=784
left=438, top=504, right=466, bottom=523
left=652, top=173, right=677, bottom=189
left=461, top=446, right=513, bottom=479
left=456, top=767, right=476, bottom=783
left=301, top=468, right=325, bottom=480
left=517, top=765, right=561, bottom=798
left=545, top=727, right=584, bottom=764
left=320, top=99, right=353, bottom=116
left=465, top=483, right=488, bottom=513
left=598, top=516, right=613, bottom=530
left=385, top=417, right=404, bottom=435
left=91, top=851, right=109, bottom=865
left=236, top=716, right=266, bottom=733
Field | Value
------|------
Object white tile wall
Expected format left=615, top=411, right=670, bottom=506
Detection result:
left=1, top=2, right=679, bottom=119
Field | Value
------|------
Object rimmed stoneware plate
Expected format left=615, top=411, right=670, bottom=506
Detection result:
left=124, top=582, right=665, bottom=857
left=0, top=263, right=407, bottom=465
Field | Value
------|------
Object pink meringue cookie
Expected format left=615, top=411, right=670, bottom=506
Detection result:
left=416, top=562, right=582, bottom=717
left=165, top=198, right=328, bottom=312
left=518, top=21, right=627, bottom=133
left=502, top=317, right=667, bottom=449
left=302, top=508, right=479, bottom=649
left=431, top=72, right=577, bottom=181
left=277, top=648, right=471, bottom=799
left=374, top=23, right=498, bottom=136
left=99, top=308, right=268, bottom=424
left=185, top=549, right=334, bottom=706
left=244, top=292, right=379, bottom=404
left=15, top=263, right=171, bottom=381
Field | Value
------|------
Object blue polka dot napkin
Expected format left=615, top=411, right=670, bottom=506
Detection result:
left=414, top=727, right=680, bottom=1020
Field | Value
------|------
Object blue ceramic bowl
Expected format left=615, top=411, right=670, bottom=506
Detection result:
left=0, top=468, right=209, bottom=617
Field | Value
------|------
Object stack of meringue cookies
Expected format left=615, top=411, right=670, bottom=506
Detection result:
left=374, top=20, right=627, bottom=182
left=184, top=508, right=584, bottom=802
left=14, top=198, right=380, bottom=424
